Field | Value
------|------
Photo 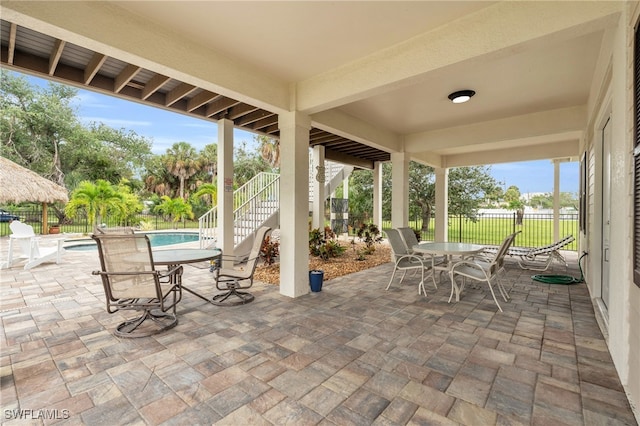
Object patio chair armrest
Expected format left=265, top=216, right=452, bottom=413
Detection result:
left=92, top=270, right=158, bottom=277
left=158, top=265, right=183, bottom=279
left=396, top=254, right=427, bottom=266
left=450, top=259, right=485, bottom=272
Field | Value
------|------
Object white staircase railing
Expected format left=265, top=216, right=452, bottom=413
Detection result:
left=198, top=172, right=279, bottom=248
left=199, top=159, right=353, bottom=249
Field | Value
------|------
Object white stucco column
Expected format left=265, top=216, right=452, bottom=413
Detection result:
left=435, top=167, right=449, bottom=242
left=278, top=112, right=311, bottom=298
left=312, top=145, right=326, bottom=230
left=373, top=161, right=383, bottom=228
left=391, top=153, right=409, bottom=228
left=342, top=174, right=349, bottom=201
left=341, top=174, right=349, bottom=235
left=217, top=118, right=234, bottom=268
left=553, top=160, right=560, bottom=242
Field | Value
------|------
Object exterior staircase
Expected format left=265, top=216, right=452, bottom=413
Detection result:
left=198, top=159, right=353, bottom=253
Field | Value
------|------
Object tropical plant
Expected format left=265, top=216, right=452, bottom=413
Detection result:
left=309, top=228, right=346, bottom=260
left=260, top=235, right=280, bottom=265
left=193, top=183, right=218, bottom=206
left=65, top=179, right=126, bottom=226
left=356, top=223, right=383, bottom=254
left=154, top=195, right=194, bottom=227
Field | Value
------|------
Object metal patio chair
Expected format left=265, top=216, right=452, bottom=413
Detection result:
left=449, top=231, right=520, bottom=312
left=397, top=226, right=447, bottom=286
left=210, top=226, right=271, bottom=306
left=92, top=233, right=183, bottom=338
left=385, top=228, right=436, bottom=296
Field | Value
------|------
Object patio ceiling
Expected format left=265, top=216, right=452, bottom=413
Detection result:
left=0, top=1, right=623, bottom=169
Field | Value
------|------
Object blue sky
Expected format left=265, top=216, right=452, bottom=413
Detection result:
left=24, top=72, right=578, bottom=195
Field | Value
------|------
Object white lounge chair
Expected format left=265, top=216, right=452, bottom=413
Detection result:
left=0, top=221, right=65, bottom=270
left=483, top=235, right=575, bottom=271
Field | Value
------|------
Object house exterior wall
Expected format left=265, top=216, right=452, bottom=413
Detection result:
left=584, top=3, right=640, bottom=417
left=621, top=2, right=640, bottom=412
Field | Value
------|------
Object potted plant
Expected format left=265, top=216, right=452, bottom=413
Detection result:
left=49, top=224, right=61, bottom=234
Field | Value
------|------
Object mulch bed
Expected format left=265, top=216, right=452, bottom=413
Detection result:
left=254, top=241, right=391, bottom=285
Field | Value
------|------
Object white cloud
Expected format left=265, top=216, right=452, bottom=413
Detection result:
left=80, top=117, right=153, bottom=128
left=72, top=92, right=112, bottom=109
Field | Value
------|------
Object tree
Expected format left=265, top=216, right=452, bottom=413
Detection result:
left=144, top=155, right=176, bottom=198
left=199, top=143, right=218, bottom=184
left=1, top=70, right=80, bottom=186
left=1, top=71, right=154, bottom=190
left=154, top=196, right=194, bottom=227
left=163, top=142, right=201, bottom=200
left=503, top=185, right=524, bottom=224
left=349, top=162, right=501, bottom=232
left=62, top=123, right=153, bottom=189
left=65, top=180, right=126, bottom=226
left=407, top=164, right=501, bottom=232
left=348, top=169, right=375, bottom=224
left=256, top=134, right=280, bottom=168
left=528, top=192, right=578, bottom=209
left=233, top=142, right=272, bottom=187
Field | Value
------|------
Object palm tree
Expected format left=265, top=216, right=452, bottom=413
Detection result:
left=64, top=179, right=125, bottom=226
left=257, top=135, right=280, bottom=168
left=193, top=183, right=217, bottom=207
left=200, top=143, right=218, bottom=184
left=163, top=142, right=201, bottom=200
left=154, top=195, right=194, bottom=228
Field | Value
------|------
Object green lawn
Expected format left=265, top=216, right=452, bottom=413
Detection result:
left=380, top=215, right=578, bottom=250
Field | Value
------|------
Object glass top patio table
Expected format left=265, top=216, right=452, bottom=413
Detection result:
left=412, top=242, right=485, bottom=304
left=152, top=248, right=221, bottom=266
left=412, top=242, right=485, bottom=256
left=152, top=248, right=222, bottom=304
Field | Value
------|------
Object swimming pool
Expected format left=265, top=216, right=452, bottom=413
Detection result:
left=65, top=232, right=200, bottom=251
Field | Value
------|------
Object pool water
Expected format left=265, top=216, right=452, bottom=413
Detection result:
left=65, top=232, right=199, bottom=251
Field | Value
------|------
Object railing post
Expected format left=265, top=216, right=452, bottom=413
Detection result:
left=458, top=214, right=462, bottom=242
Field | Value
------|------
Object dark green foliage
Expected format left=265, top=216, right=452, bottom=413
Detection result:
left=260, top=235, right=280, bottom=265
left=356, top=223, right=383, bottom=254
left=309, top=228, right=346, bottom=260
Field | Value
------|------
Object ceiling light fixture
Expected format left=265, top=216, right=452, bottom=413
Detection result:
left=448, top=90, right=475, bottom=104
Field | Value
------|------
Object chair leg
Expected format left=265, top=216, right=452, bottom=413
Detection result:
left=496, top=275, right=510, bottom=301
left=486, top=278, right=503, bottom=312
left=418, top=268, right=425, bottom=295
left=115, top=309, right=178, bottom=338
left=211, top=281, right=255, bottom=306
left=448, top=273, right=456, bottom=303
left=386, top=267, right=399, bottom=290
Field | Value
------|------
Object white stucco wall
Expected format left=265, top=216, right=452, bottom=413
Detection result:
left=584, top=3, right=639, bottom=418
left=624, top=4, right=640, bottom=417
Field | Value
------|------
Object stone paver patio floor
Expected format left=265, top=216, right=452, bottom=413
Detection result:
left=0, top=240, right=637, bottom=425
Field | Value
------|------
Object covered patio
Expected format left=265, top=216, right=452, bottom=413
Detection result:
left=1, top=1, right=639, bottom=420
left=0, top=243, right=635, bottom=424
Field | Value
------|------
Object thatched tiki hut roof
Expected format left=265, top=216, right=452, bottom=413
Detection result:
left=0, top=156, right=69, bottom=234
